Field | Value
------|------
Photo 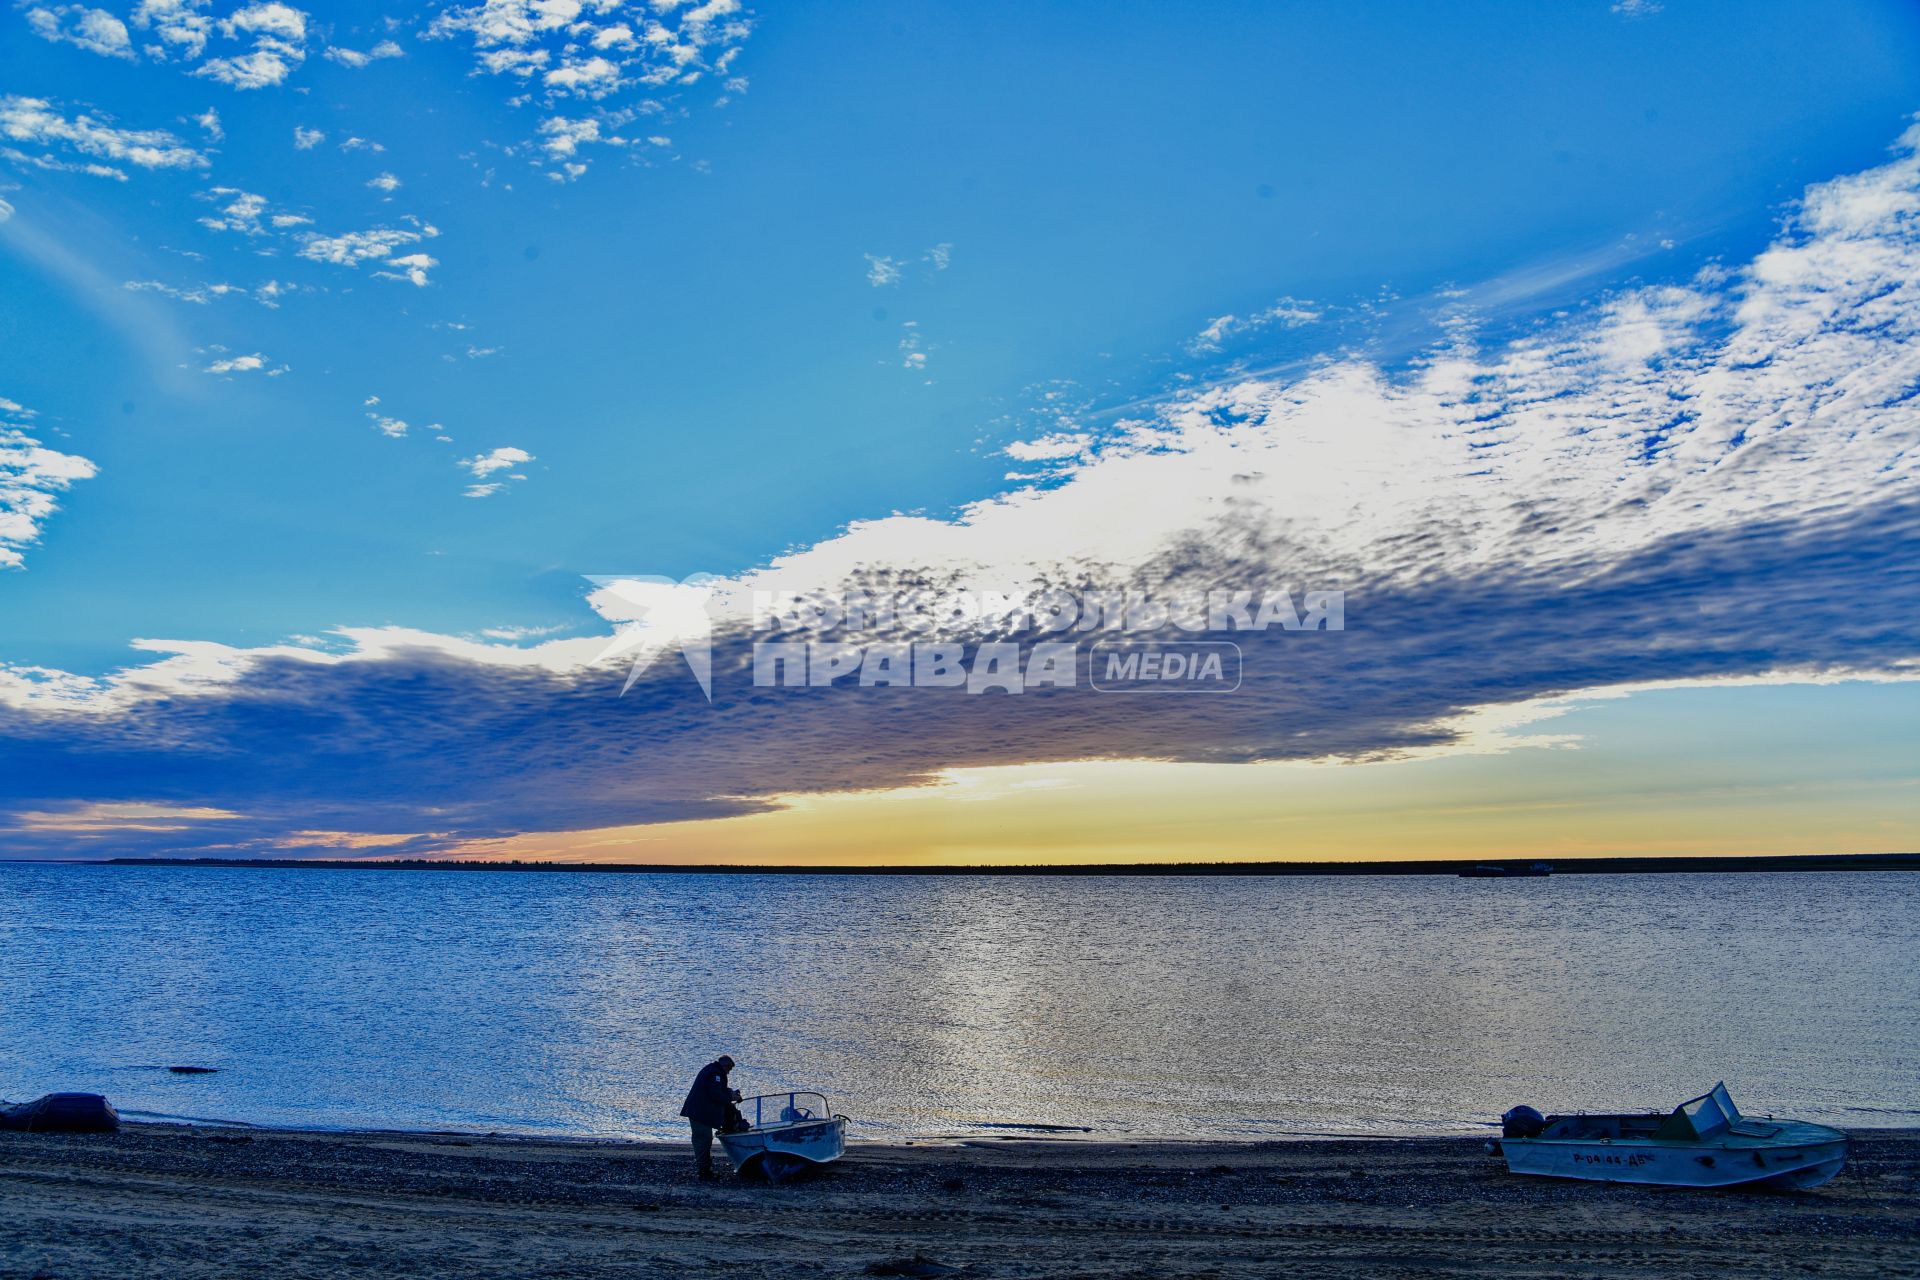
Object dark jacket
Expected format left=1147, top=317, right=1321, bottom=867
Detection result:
left=679, top=1060, right=733, bottom=1128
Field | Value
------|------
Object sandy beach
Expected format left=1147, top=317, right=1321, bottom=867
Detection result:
left=2, top=1124, right=1916, bottom=1279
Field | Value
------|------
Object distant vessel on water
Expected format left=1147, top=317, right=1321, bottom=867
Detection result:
left=1458, top=862, right=1553, bottom=878
left=1491, top=1083, right=1847, bottom=1190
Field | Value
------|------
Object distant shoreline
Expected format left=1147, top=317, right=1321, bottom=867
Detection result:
left=10, top=850, right=1918, bottom=876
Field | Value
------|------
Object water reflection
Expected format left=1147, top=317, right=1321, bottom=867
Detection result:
left=1, top=866, right=1915, bottom=1138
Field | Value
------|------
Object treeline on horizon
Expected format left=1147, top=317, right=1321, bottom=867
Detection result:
left=66, top=852, right=1920, bottom=876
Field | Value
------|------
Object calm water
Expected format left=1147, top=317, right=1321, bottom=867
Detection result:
left=2, top=865, right=1916, bottom=1140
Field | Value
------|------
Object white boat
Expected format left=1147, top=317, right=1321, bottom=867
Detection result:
left=717, top=1091, right=849, bottom=1182
left=1494, top=1083, right=1847, bottom=1190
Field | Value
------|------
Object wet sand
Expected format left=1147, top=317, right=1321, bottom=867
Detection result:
left=2, top=1123, right=1916, bottom=1278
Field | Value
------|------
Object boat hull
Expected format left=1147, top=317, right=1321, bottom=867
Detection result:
left=1501, top=1134, right=1847, bottom=1189
left=718, top=1116, right=848, bottom=1182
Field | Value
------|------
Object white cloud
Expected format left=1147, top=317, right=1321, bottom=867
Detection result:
left=26, top=5, right=135, bottom=59
left=292, top=125, right=324, bottom=149
left=126, top=277, right=293, bottom=307
left=195, top=186, right=269, bottom=234
left=545, top=55, right=622, bottom=97
left=0, top=393, right=97, bottom=570
left=187, top=2, right=313, bottom=90
left=1187, top=297, right=1321, bottom=354
left=0, top=95, right=208, bottom=173
left=195, top=47, right=301, bottom=89
left=366, top=171, right=401, bottom=192
left=193, top=106, right=222, bottom=139
left=538, top=115, right=602, bottom=158
left=459, top=446, right=532, bottom=478
left=1003, top=433, right=1090, bottom=463
left=298, top=223, right=437, bottom=272
left=132, top=0, right=212, bottom=60
left=1612, top=0, right=1662, bottom=15
left=426, top=0, right=754, bottom=176
left=0, top=198, right=12, bottom=222
left=866, top=243, right=955, bottom=287
left=203, top=352, right=284, bottom=374
left=324, top=38, right=403, bottom=68
left=373, top=251, right=437, bottom=287
left=368, top=413, right=408, bottom=437
left=222, top=2, right=306, bottom=44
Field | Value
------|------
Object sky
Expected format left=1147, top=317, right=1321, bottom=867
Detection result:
left=2, top=0, right=1919, bottom=863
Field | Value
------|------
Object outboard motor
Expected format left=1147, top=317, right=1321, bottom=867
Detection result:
left=1501, top=1104, right=1546, bottom=1139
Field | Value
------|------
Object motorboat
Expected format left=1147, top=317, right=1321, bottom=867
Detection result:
left=717, top=1091, right=849, bottom=1182
left=1492, top=1083, right=1847, bottom=1190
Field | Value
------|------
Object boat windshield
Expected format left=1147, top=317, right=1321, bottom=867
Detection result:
left=738, top=1091, right=833, bottom=1130
left=1657, top=1082, right=1741, bottom=1141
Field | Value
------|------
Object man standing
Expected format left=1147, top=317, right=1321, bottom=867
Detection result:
left=680, top=1054, right=739, bottom=1180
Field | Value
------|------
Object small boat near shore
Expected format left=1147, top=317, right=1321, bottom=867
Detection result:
left=1491, top=1083, right=1846, bottom=1190
left=718, top=1091, right=849, bottom=1183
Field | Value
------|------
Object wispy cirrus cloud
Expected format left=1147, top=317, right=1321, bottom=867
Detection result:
left=3, top=118, right=1919, bottom=857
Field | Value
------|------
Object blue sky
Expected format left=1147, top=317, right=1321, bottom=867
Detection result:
left=3, top=1, right=1920, bottom=861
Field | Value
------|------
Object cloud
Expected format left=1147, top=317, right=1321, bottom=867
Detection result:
left=292, top=124, right=324, bottom=149
left=1003, top=433, right=1090, bottom=463
left=459, top=446, right=532, bottom=478
left=373, top=251, right=437, bottom=286
left=131, top=0, right=213, bottom=60
left=203, top=351, right=282, bottom=374
left=324, top=38, right=403, bottom=68
left=459, top=445, right=532, bottom=497
left=1612, top=0, right=1662, bottom=15
left=426, top=0, right=754, bottom=177
left=1187, top=297, right=1321, bottom=354
left=366, top=171, right=401, bottom=193
left=125, top=277, right=295, bottom=307
left=298, top=222, right=439, bottom=278
left=0, top=393, right=98, bottom=571
left=3, top=118, right=1920, bottom=855
left=545, top=55, right=622, bottom=97
left=0, top=198, right=12, bottom=222
left=193, top=106, right=222, bottom=139
left=125, top=278, right=242, bottom=303
left=866, top=243, right=955, bottom=287
left=195, top=185, right=269, bottom=233
left=0, top=95, right=208, bottom=174
left=538, top=115, right=602, bottom=158
left=25, top=5, right=135, bottom=59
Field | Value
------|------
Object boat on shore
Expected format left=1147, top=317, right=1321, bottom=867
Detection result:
left=1491, top=1083, right=1846, bottom=1190
left=718, top=1091, right=849, bottom=1182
